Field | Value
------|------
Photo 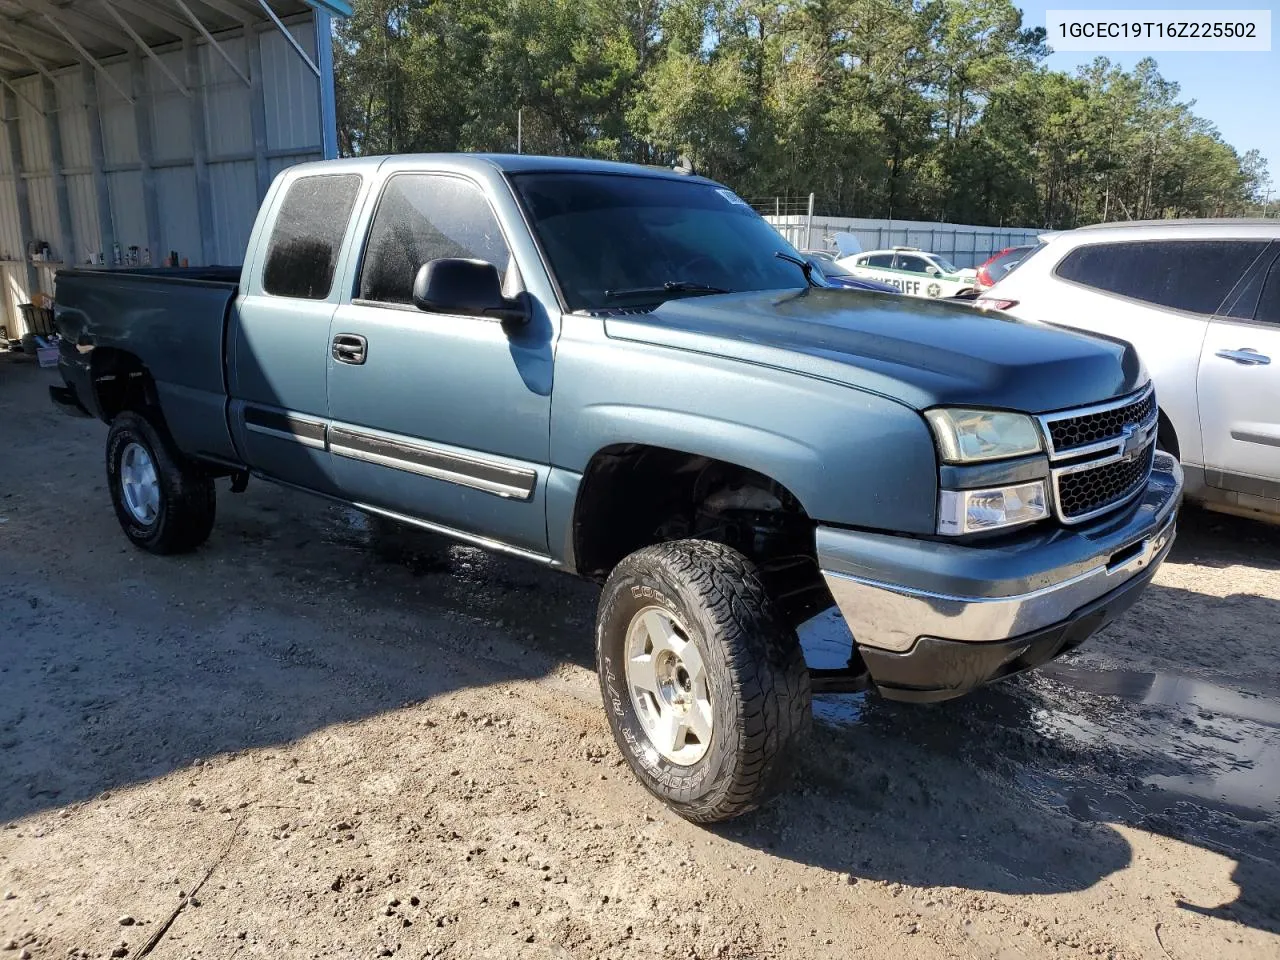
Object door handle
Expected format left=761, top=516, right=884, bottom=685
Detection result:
left=332, top=334, right=367, bottom=365
left=1215, top=348, right=1271, bottom=366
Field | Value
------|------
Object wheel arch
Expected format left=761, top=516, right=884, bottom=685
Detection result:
left=88, top=347, right=161, bottom=424
left=569, top=442, right=812, bottom=581
left=1156, top=408, right=1180, bottom=460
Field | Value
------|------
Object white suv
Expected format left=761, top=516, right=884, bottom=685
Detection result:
left=980, top=220, right=1280, bottom=522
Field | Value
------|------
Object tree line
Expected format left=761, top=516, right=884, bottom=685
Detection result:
left=333, top=0, right=1273, bottom=229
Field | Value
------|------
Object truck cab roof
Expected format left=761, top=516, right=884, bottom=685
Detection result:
left=283, top=153, right=721, bottom=186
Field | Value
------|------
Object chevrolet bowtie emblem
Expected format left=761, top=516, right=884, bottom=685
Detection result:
left=1118, top=423, right=1146, bottom=459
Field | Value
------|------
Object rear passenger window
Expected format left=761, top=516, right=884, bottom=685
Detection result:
left=866, top=254, right=894, bottom=268
left=359, top=175, right=511, bottom=305
left=1055, top=240, right=1268, bottom=315
left=262, top=174, right=362, bottom=300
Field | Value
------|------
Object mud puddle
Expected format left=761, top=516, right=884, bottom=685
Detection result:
left=1033, top=663, right=1280, bottom=829
left=797, top=603, right=1279, bottom=865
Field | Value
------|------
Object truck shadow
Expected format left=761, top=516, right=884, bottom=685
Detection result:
left=753, top=668, right=1280, bottom=932
left=747, top=573, right=1280, bottom=931
left=340, top=507, right=1280, bottom=927
left=1169, top=504, right=1280, bottom=571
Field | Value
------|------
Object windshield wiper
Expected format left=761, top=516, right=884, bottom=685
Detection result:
left=604, top=280, right=730, bottom=300
left=775, top=250, right=819, bottom=286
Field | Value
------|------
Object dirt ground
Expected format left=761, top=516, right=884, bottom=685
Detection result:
left=1, top=355, right=1278, bottom=960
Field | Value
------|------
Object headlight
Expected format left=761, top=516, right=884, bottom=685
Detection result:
left=925, top=409, right=1043, bottom=463
left=938, top=482, right=1048, bottom=535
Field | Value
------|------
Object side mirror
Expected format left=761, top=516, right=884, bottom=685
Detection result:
left=412, top=258, right=528, bottom=327
left=931, top=270, right=943, bottom=278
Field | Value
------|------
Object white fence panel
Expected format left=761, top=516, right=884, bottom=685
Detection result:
left=766, top=214, right=1046, bottom=268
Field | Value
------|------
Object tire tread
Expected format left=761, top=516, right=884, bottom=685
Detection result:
left=599, top=539, right=811, bottom=822
left=107, top=410, right=215, bottom=555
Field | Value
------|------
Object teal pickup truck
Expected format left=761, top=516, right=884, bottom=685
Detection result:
left=51, top=155, right=1182, bottom=822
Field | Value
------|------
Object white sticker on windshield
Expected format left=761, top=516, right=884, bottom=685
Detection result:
left=716, top=188, right=750, bottom=207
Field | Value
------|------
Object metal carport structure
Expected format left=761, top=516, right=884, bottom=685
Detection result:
left=0, top=0, right=351, bottom=340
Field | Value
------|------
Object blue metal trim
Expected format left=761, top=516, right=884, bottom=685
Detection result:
left=303, top=0, right=353, bottom=16
left=313, top=9, right=339, bottom=159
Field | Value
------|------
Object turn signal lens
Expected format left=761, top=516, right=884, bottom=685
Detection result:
left=938, top=482, right=1049, bottom=536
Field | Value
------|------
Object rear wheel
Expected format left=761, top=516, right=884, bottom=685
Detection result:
left=596, top=539, right=811, bottom=822
left=106, top=411, right=216, bottom=554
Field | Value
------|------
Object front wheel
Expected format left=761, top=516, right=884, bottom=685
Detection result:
left=106, top=411, right=216, bottom=554
left=596, top=540, right=812, bottom=822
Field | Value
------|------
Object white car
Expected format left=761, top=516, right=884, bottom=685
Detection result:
left=980, top=220, right=1280, bottom=523
left=836, top=247, right=978, bottom=299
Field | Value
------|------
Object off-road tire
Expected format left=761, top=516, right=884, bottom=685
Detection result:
left=596, top=539, right=812, bottom=822
left=106, top=411, right=216, bottom=554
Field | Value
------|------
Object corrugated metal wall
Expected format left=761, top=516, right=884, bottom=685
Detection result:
left=0, top=11, right=331, bottom=339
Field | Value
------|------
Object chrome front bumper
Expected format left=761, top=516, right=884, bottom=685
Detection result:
left=818, top=452, right=1183, bottom=655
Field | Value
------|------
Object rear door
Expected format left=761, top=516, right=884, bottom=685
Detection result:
left=229, top=171, right=367, bottom=494
left=324, top=171, right=554, bottom=555
left=848, top=253, right=903, bottom=290
left=1198, top=244, right=1280, bottom=495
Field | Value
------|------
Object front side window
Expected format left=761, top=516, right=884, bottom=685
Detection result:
left=510, top=173, right=807, bottom=311
left=262, top=174, right=362, bottom=300
left=359, top=174, right=512, bottom=305
left=1055, top=239, right=1269, bottom=316
left=895, top=254, right=929, bottom=274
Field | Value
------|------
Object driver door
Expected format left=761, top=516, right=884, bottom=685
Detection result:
left=325, top=171, right=554, bottom=555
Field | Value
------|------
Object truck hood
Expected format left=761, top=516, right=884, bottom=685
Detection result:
left=602, top=288, right=1144, bottom=413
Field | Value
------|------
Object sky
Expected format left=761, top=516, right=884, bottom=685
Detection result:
left=1016, top=1, right=1280, bottom=193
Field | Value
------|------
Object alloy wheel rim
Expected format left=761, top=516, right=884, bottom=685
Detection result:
left=623, top=606, right=713, bottom=765
left=120, top=441, right=160, bottom=525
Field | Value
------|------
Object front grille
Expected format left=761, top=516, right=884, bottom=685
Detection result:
left=1056, top=442, right=1155, bottom=521
left=1046, top=388, right=1156, bottom=454
left=1039, top=384, right=1158, bottom=524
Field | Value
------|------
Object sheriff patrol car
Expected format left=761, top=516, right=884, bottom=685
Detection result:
left=835, top=247, right=979, bottom=299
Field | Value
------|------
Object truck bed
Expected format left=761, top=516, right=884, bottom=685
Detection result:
left=54, top=266, right=243, bottom=465
left=60, top=265, right=244, bottom=284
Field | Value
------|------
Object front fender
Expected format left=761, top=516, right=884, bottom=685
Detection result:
left=550, top=332, right=939, bottom=535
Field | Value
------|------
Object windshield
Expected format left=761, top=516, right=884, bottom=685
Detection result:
left=930, top=255, right=961, bottom=274
left=510, top=173, right=808, bottom=310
